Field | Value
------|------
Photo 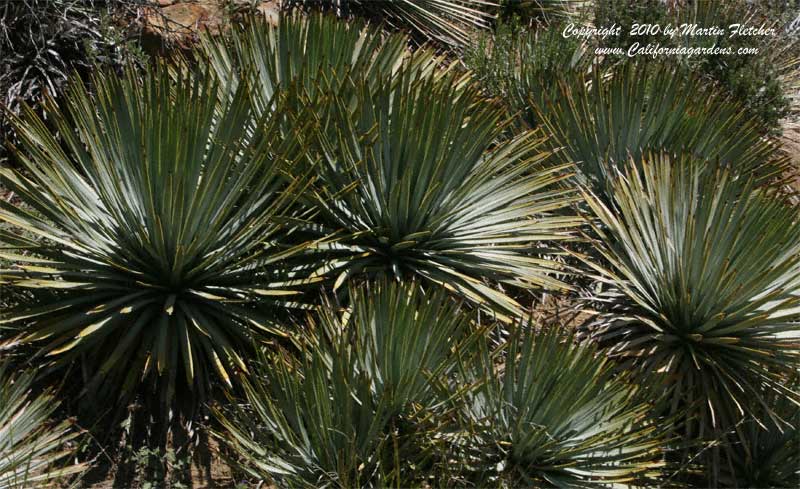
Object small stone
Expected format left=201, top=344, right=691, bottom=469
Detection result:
left=140, top=1, right=225, bottom=47
left=257, top=1, right=280, bottom=25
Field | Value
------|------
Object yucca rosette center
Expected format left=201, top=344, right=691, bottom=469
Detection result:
left=309, top=70, right=579, bottom=316
left=0, top=66, right=312, bottom=408
left=584, top=153, right=800, bottom=446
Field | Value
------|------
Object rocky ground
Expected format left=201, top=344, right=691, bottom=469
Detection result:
left=139, top=0, right=279, bottom=47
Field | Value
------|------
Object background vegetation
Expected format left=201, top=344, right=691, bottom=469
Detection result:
left=1, top=0, right=798, bottom=487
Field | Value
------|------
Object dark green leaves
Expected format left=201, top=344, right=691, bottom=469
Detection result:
left=0, top=364, right=85, bottom=488
left=718, top=384, right=800, bottom=488
left=0, top=63, right=317, bottom=409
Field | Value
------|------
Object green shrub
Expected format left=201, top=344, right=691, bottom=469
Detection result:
left=535, top=62, right=788, bottom=199
left=464, top=19, right=590, bottom=129
left=593, top=0, right=669, bottom=57
left=495, top=0, right=586, bottom=25
left=464, top=18, right=526, bottom=103
left=582, top=152, right=800, bottom=484
left=0, top=63, right=317, bottom=413
left=674, top=1, right=794, bottom=134
left=214, top=282, right=667, bottom=487
left=593, top=0, right=794, bottom=133
left=303, top=66, right=581, bottom=318
left=125, top=446, right=192, bottom=489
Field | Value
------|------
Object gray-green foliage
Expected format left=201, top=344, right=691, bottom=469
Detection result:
left=0, top=62, right=318, bottom=409
left=452, top=325, right=665, bottom=487
left=284, top=0, right=495, bottom=48
left=202, top=13, right=582, bottom=318
left=582, top=152, right=800, bottom=481
left=535, top=63, right=789, bottom=199
left=214, top=282, right=668, bottom=487
left=1, top=10, right=797, bottom=487
left=0, top=364, right=85, bottom=488
left=201, top=13, right=440, bottom=117
left=213, top=280, right=472, bottom=488
left=303, top=66, right=581, bottom=318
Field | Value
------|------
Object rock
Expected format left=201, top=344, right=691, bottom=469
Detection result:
left=257, top=1, right=280, bottom=25
left=141, top=1, right=226, bottom=47
left=139, top=1, right=282, bottom=49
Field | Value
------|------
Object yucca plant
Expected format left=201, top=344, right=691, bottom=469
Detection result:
left=718, top=383, right=800, bottom=488
left=201, top=12, right=442, bottom=117
left=0, top=363, right=85, bottom=488
left=343, top=280, right=474, bottom=412
left=449, top=324, right=665, bottom=487
left=581, top=152, right=800, bottom=480
left=0, top=64, right=318, bottom=411
left=214, top=280, right=474, bottom=487
left=303, top=67, right=582, bottom=318
left=534, top=62, right=789, bottom=199
left=219, top=333, right=396, bottom=488
left=285, top=0, right=496, bottom=48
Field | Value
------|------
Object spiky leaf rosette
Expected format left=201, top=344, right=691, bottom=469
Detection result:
left=0, top=364, right=85, bottom=488
left=582, top=152, right=800, bottom=472
left=305, top=68, right=581, bottom=318
left=454, top=324, right=665, bottom=487
left=214, top=280, right=473, bottom=487
left=325, top=280, right=473, bottom=413
left=201, top=12, right=443, bottom=117
left=0, top=65, right=317, bottom=409
left=534, top=62, right=789, bottom=199
left=285, top=0, right=496, bottom=48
